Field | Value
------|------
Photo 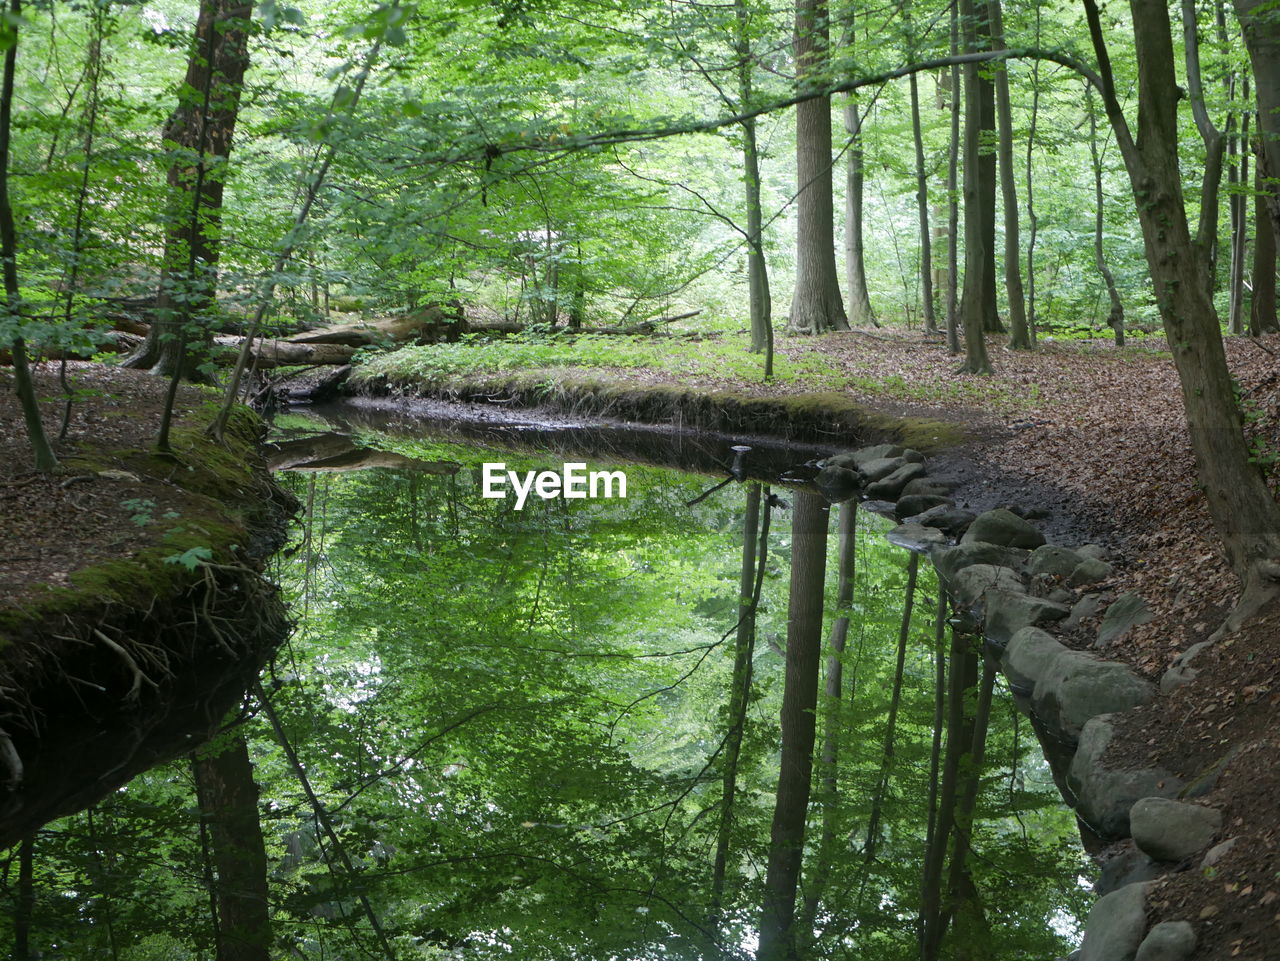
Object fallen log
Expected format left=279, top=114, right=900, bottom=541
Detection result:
left=287, top=303, right=467, bottom=347
left=213, top=335, right=356, bottom=369
left=266, top=432, right=459, bottom=474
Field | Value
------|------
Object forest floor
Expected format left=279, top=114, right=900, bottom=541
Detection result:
left=366, top=323, right=1278, bottom=960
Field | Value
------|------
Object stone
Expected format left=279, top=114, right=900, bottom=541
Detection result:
left=857, top=456, right=907, bottom=482
left=1095, top=842, right=1162, bottom=897
left=1200, top=838, right=1236, bottom=869
left=1048, top=587, right=1073, bottom=605
left=859, top=500, right=898, bottom=518
left=931, top=542, right=1029, bottom=584
left=1070, top=558, right=1114, bottom=587
left=961, top=508, right=1047, bottom=549
left=895, top=493, right=953, bottom=519
left=901, top=477, right=954, bottom=497
left=886, top=523, right=949, bottom=553
left=906, top=505, right=975, bottom=537
left=1129, top=798, right=1222, bottom=862
left=1079, top=881, right=1151, bottom=961
left=1077, top=543, right=1110, bottom=561
left=983, top=590, right=1069, bottom=647
left=814, top=465, right=861, bottom=502
left=951, top=564, right=1026, bottom=607
left=1134, top=921, right=1196, bottom=961
left=1069, top=716, right=1185, bottom=839
left=1098, top=593, right=1154, bottom=646
left=1064, top=594, right=1106, bottom=631
left=1033, top=652, right=1155, bottom=741
left=901, top=448, right=926, bottom=463
left=1028, top=544, right=1085, bottom=578
left=866, top=462, right=926, bottom=499
left=848, top=443, right=904, bottom=467
left=1001, top=627, right=1068, bottom=693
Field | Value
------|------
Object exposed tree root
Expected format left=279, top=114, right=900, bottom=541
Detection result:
left=91, top=629, right=159, bottom=701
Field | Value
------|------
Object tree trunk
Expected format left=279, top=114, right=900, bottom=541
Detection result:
left=910, top=74, right=938, bottom=334
left=843, top=95, right=876, bottom=327
left=1234, top=0, right=1280, bottom=243
left=1251, top=158, right=1279, bottom=334
left=1086, top=0, right=1280, bottom=609
left=14, top=833, right=33, bottom=961
left=1025, top=4, right=1042, bottom=344
left=1184, top=0, right=1228, bottom=292
left=1086, top=86, right=1126, bottom=345
left=958, top=0, right=994, bottom=372
left=758, top=492, right=829, bottom=961
left=787, top=0, right=847, bottom=335
left=192, top=734, right=272, bottom=961
left=945, top=22, right=961, bottom=354
left=736, top=0, right=773, bottom=368
left=988, top=0, right=1029, bottom=347
left=1228, top=83, right=1248, bottom=336
left=123, top=0, right=251, bottom=377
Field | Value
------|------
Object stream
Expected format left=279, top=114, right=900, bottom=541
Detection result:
left=262, top=401, right=1088, bottom=959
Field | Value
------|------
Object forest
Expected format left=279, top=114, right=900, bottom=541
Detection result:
left=0, top=0, right=1279, bottom=957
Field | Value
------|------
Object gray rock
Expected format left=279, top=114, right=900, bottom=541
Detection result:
left=952, top=564, right=1026, bottom=607
left=866, top=462, right=927, bottom=499
left=1070, top=558, right=1115, bottom=587
left=1098, top=593, right=1153, bottom=646
left=1200, top=838, right=1236, bottom=869
left=1078, top=543, right=1110, bottom=561
left=905, top=504, right=975, bottom=537
left=886, top=523, right=949, bottom=553
left=1033, top=653, right=1156, bottom=741
left=815, top=465, right=861, bottom=502
left=1069, top=716, right=1185, bottom=839
left=1002, top=626, right=1068, bottom=693
left=1048, top=587, right=1074, bottom=604
left=984, top=590, right=1070, bottom=647
left=1079, top=881, right=1151, bottom=961
left=961, top=508, right=1047, bottom=549
left=849, top=443, right=905, bottom=467
left=858, top=456, right=908, bottom=483
left=901, top=448, right=926, bottom=463
left=901, top=477, right=954, bottom=498
left=1064, top=594, right=1106, bottom=631
left=1130, top=798, right=1222, bottom=862
left=1028, top=544, right=1085, bottom=578
left=1095, top=842, right=1162, bottom=897
left=895, top=493, right=953, bottom=519
left=1134, top=921, right=1196, bottom=961
left=859, top=499, right=898, bottom=518
left=932, top=542, right=1029, bottom=584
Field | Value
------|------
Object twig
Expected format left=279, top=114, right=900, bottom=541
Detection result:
left=92, top=628, right=157, bottom=701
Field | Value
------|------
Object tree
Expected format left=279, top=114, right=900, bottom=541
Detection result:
left=957, top=0, right=994, bottom=373
left=989, top=0, right=1029, bottom=348
left=787, top=0, right=847, bottom=334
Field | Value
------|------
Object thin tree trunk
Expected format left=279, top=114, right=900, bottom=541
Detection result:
left=1251, top=155, right=1279, bottom=333
left=711, top=483, right=771, bottom=916
left=1086, top=86, right=1125, bottom=345
left=1228, top=79, right=1247, bottom=335
left=958, top=0, right=994, bottom=371
left=0, top=0, right=56, bottom=472
left=945, top=21, right=961, bottom=354
left=735, top=0, right=773, bottom=369
left=787, top=0, right=847, bottom=334
left=1183, top=0, right=1228, bottom=291
left=86, top=808, right=121, bottom=961
left=910, top=74, right=938, bottom=333
left=796, top=503, right=858, bottom=946
left=918, top=592, right=948, bottom=957
left=192, top=734, right=272, bottom=961
left=14, top=833, right=33, bottom=961
left=758, top=492, right=829, bottom=961
left=1025, top=4, right=1041, bottom=344
left=1234, top=0, right=1280, bottom=243
left=844, top=94, right=876, bottom=327
left=988, top=0, right=1029, bottom=347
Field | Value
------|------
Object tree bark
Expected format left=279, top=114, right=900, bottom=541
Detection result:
left=787, top=0, right=847, bottom=334
left=1251, top=156, right=1279, bottom=334
left=1234, top=0, right=1280, bottom=243
left=958, top=0, right=994, bottom=372
left=945, top=20, right=961, bottom=354
left=843, top=94, right=876, bottom=327
left=910, top=74, right=938, bottom=333
left=192, top=734, right=272, bottom=961
left=123, top=0, right=251, bottom=377
left=1086, top=86, right=1125, bottom=345
left=14, top=833, right=33, bottom=961
left=736, top=0, right=773, bottom=367
left=1184, top=0, right=1228, bottom=292
left=988, top=0, right=1029, bottom=347
left=1228, top=81, right=1249, bottom=336
left=758, top=492, right=829, bottom=961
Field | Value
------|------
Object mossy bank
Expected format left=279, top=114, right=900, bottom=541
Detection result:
left=0, top=401, right=295, bottom=848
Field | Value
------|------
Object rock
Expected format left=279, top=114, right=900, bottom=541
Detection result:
left=1028, top=544, right=1085, bottom=578
left=1129, top=798, right=1222, bottom=862
left=984, top=590, right=1070, bottom=647
left=1079, top=881, right=1151, bottom=961
left=1095, top=842, right=1162, bottom=897
left=1069, top=716, right=1185, bottom=839
left=961, top=508, right=1047, bottom=549
left=1077, top=543, right=1110, bottom=561
left=906, top=505, right=976, bottom=537
left=859, top=499, right=898, bottom=517
left=1002, top=627, right=1069, bottom=693
left=1200, top=838, right=1236, bottom=869
left=1070, top=558, right=1114, bottom=587
left=1098, top=594, right=1153, bottom=646
left=901, top=448, right=926, bottom=463
left=1048, top=587, right=1073, bottom=605
left=886, top=523, right=949, bottom=553
left=854, top=456, right=906, bottom=481
left=895, top=493, right=953, bottom=519
left=1033, top=653, right=1156, bottom=741
left=1134, top=921, right=1196, bottom=961
left=866, top=462, right=927, bottom=499
left=952, top=564, right=1026, bottom=607
left=932, top=542, right=1029, bottom=584
left=1064, top=594, right=1106, bottom=631
left=900, top=477, right=954, bottom=497
left=845, top=443, right=905, bottom=467
left=815, top=465, right=861, bottom=502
